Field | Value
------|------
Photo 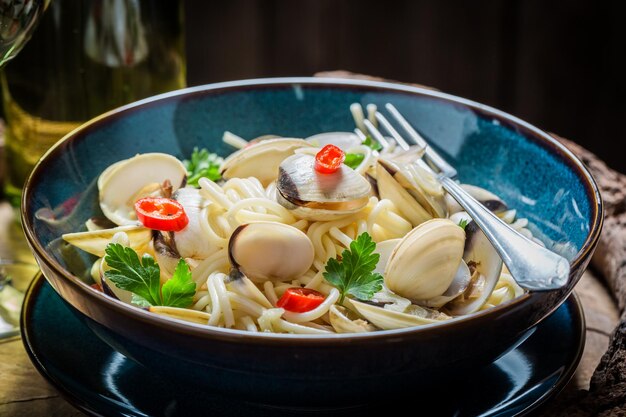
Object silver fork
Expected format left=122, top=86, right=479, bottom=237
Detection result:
left=362, top=103, right=570, bottom=291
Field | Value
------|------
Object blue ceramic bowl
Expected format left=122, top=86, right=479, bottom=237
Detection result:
left=22, top=78, right=602, bottom=406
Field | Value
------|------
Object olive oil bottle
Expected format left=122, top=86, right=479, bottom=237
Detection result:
left=1, top=0, right=186, bottom=200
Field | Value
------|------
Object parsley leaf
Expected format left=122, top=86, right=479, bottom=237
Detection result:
left=344, top=153, right=365, bottom=169
left=323, top=232, right=383, bottom=304
left=363, top=135, right=383, bottom=152
left=183, top=147, right=224, bottom=187
left=458, top=219, right=469, bottom=230
left=161, top=258, right=196, bottom=307
left=104, top=243, right=196, bottom=308
left=104, top=243, right=162, bottom=306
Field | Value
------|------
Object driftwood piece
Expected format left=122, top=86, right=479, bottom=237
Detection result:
left=541, top=136, right=626, bottom=417
left=556, top=136, right=626, bottom=314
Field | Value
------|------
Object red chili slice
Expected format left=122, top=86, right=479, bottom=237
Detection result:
left=134, top=197, right=189, bottom=232
left=314, top=144, right=345, bottom=174
left=277, top=287, right=326, bottom=312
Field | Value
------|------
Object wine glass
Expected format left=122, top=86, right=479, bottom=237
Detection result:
left=0, top=0, right=49, bottom=338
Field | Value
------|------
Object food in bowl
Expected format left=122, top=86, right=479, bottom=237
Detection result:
left=21, top=78, right=602, bottom=405
left=60, top=107, right=546, bottom=334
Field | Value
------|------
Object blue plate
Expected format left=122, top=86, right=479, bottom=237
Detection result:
left=21, top=273, right=585, bottom=417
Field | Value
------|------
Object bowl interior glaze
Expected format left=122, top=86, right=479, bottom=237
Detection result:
left=24, top=78, right=598, bottom=333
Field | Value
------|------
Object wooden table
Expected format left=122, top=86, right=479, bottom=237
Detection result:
left=0, top=73, right=623, bottom=416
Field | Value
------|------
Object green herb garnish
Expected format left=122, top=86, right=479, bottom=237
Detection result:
left=104, top=243, right=196, bottom=308
left=183, top=147, right=223, bottom=186
left=343, top=135, right=381, bottom=170
left=323, top=232, right=383, bottom=304
left=344, top=153, right=365, bottom=169
left=363, top=135, right=383, bottom=152
left=458, top=219, right=469, bottom=230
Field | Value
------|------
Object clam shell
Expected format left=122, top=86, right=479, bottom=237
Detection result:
left=98, top=153, right=187, bottom=225
left=329, top=305, right=376, bottom=333
left=445, top=184, right=508, bottom=215
left=276, top=154, right=371, bottom=221
left=220, top=138, right=313, bottom=186
left=62, top=225, right=151, bottom=257
left=384, top=218, right=465, bottom=300
left=228, top=221, right=314, bottom=283
left=349, top=299, right=449, bottom=330
left=376, top=160, right=432, bottom=226
left=306, top=132, right=362, bottom=151
left=172, top=187, right=214, bottom=259
left=446, top=220, right=503, bottom=315
left=395, top=159, right=448, bottom=218
left=415, top=260, right=472, bottom=308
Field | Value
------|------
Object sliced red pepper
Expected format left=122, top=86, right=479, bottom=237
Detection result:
left=315, top=144, right=345, bottom=174
left=277, top=287, right=326, bottom=312
left=134, top=197, right=189, bottom=232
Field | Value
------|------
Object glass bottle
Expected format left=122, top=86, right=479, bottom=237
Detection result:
left=1, top=0, right=186, bottom=200
left=0, top=0, right=185, bottom=337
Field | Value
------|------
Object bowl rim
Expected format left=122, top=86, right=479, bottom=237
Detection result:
left=21, top=76, right=604, bottom=344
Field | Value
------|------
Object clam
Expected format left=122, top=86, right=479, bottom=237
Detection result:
left=62, top=225, right=152, bottom=257
left=306, top=132, right=362, bottom=151
left=349, top=299, right=450, bottom=330
left=226, top=268, right=274, bottom=309
left=228, top=221, right=314, bottom=283
left=171, top=187, right=213, bottom=259
left=276, top=154, right=372, bottom=221
left=152, top=231, right=181, bottom=277
left=384, top=219, right=465, bottom=301
left=375, top=159, right=445, bottom=227
left=445, top=220, right=503, bottom=315
left=329, top=305, right=376, bottom=333
left=449, top=211, right=472, bottom=226
left=369, top=285, right=411, bottom=313
left=415, top=260, right=472, bottom=308
left=445, top=184, right=507, bottom=215
left=220, top=138, right=313, bottom=186
left=98, top=153, right=187, bottom=225
left=151, top=187, right=215, bottom=276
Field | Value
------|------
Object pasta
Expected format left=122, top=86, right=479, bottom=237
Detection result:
left=63, top=121, right=536, bottom=335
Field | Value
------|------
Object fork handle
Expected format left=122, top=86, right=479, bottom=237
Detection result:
left=440, top=176, right=570, bottom=291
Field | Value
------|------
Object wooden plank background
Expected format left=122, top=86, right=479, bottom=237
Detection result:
left=184, top=0, right=626, bottom=174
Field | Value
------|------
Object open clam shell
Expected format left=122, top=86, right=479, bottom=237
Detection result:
left=349, top=299, right=449, bottom=330
left=62, top=225, right=151, bottom=257
left=445, top=184, right=508, bottom=215
left=98, top=153, right=187, bottom=226
left=445, top=220, right=504, bottom=315
left=375, top=159, right=434, bottom=226
left=305, top=132, right=362, bottom=151
left=220, top=138, right=313, bottom=186
left=276, top=153, right=372, bottom=221
left=171, top=187, right=213, bottom=259
left=392, top=159, right=447, bottom=218
left=329, top=305, right=376, bottom=333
